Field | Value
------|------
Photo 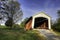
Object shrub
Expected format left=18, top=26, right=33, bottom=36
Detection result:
left=52, top=23, right=60, bottom=32
left=0, top=25, right=7, bottom=28
left=12, top=24, right=20, bottom=29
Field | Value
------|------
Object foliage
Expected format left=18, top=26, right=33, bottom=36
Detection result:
left=20, top=18, right=29, bottom=28
left=0, top=28, right=46, bottom=40
left=57, top=10, right=60, bottom=24
left=12, top=24, right=20, bottom=29
left=0, top=24, right=21, bottom=29
left=0, top=25, right=7, bottom=28
left=52, top=10, right=60, bottom=32
left=5, top=17, right=13, bottom=27
left=0, top=0, right=23, bottom=27
left=57, top=10, right=60, bottom=17
left=5, top=1, right=16, bottom=27
left=52, top=23, right=60, bottom=32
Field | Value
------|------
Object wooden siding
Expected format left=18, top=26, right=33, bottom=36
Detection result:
left=25, top=19, right=32, bottom=30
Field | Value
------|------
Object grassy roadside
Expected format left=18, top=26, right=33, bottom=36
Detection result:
left=53, top=31, right=60, bottom=36
left=26, top=30, right=46, bottom=40
left=0, top=28, right=46, bottom=40
left=36, top=32, right=46, bottom=40
left=51, top=29, right=60, bottom=36
left=55, top=31, right=60, bottom=36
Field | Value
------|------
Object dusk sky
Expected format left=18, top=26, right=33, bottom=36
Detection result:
left=18, top=0, right=60, bottom=20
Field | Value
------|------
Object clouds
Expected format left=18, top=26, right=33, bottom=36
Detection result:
left=18, top=0, right=60, bottom=9
left=18, top=0, right=60, bottom=20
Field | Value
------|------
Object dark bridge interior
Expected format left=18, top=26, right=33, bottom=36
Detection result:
left=34, top=17, right=48, bottom=29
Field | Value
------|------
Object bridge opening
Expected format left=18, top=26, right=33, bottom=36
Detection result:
left=34, top=17, right=48, bottom=29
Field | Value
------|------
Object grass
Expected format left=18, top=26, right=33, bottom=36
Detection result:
left=0, top=25, right=7, bottom=28
left=51, top=29, right=60, bottom=36
left=0, top=28, right=46, bottom=40
left=53, top=31, right=60, bottom=36
left=55, top=31, right=60, bottom=36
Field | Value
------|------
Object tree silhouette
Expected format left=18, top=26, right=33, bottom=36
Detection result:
left=57, top=10, right=60, bottom=23
left=0, top=0, right=23, bottom=27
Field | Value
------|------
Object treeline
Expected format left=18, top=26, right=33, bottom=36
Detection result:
left=52, top=10, right=60, bottom=32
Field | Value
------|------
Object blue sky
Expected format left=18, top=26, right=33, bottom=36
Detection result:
left=18, top=0, right=60, bottom=20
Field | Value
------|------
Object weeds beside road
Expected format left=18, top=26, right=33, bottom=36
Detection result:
left=0, top=28, right=46, bottom=40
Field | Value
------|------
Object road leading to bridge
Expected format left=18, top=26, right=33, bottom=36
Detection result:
left=38, top=29, right=60, bottom=40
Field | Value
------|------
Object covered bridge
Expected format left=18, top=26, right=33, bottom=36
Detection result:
left=25, top=12, right=51, bottom=30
